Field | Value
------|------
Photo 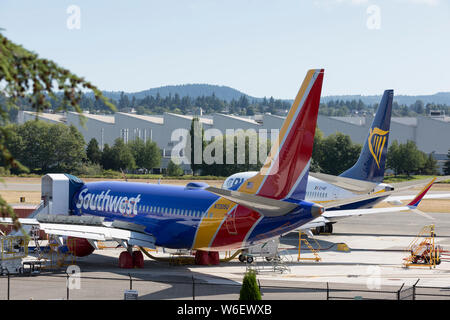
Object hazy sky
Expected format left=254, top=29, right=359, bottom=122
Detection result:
left=1, top=0, right=449, bottom=98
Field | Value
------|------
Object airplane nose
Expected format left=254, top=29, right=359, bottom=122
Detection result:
left=311, top=204, right=325, bottom=218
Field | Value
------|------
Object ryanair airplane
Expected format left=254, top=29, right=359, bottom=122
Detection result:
left=223, top=90, right=447, bottom=235
left=0, top=70, right=436, bottom=268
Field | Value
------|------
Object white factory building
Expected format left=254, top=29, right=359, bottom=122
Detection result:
left=18, top=110, right=450, bottom=172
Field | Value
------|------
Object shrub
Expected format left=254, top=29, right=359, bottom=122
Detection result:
left=167, top=160, right=184, bottom=177
left=74, top=162, right=103, bottom=176
left=239, top=270, right=262, bottom=300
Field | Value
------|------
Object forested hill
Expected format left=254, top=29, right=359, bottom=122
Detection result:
left=101, top=84, right=255, bottom=102
left=321, top=92, right=450, bottom=106
left=100, top=84, right=450, bottom=106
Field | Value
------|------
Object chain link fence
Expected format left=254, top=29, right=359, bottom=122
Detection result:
left=0, top=272, right=448, bottom=300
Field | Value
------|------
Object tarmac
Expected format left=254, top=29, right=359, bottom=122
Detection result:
left=2, top=209, right=450, bottom=300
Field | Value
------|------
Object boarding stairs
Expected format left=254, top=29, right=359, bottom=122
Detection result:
left=297, top=232, right=322, bottom=262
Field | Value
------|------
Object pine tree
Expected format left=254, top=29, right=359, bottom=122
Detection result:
left=239, top=270, right=262, bottom=300
left=86, top=138, right=102, bottom=164
left=188, top=118, right=206, bottom=175
left=420, top=152, right=439, bottom=175
left=444, top=149, right=450, bottom=175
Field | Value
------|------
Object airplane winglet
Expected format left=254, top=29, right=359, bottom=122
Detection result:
left=407, top=177, right=436, bottom=208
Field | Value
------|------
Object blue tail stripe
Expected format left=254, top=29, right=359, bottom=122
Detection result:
left=340, top=90, right=393, bottom=183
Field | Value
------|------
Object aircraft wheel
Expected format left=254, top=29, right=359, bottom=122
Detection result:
left=246, top=256, right=254, bottom=264
left=208, top=251, right=220, bottom=265
left=119, top=251, right=134, bottom=269
left=238, top=254, right=245, bottom=263
left=133, top=251, right=144, bottom=268
left=265, top=257, right=272, bottom=262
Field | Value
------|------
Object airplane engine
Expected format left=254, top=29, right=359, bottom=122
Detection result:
left=67, top=237, right=95, bottom=257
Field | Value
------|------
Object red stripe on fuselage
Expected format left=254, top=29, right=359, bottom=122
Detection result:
left=257, top=73, right=323, bottom=200
left=210, top=206, right=261, bottom=250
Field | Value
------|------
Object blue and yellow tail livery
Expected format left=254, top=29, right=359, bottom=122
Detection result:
left=340, top=90, right=394, bottom=183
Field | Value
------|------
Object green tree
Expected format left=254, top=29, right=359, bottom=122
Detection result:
left=167, top=160, right=184, bottom=176
left=143, top=140, right=161, bottom=170
left=188, top=118, right=206, bottom=175
left=111, top=138, right=135, bottom=171
left=316, top=132, right=361, bottom=175
left=387, top=140, right=425, bottom=176
left=86, top=138, right=102, bottom=164
left=399, top=141, right=425, bottom=176
left=0, top=32, right=114, bottom=230
left=6, top=121, right=86, bottom=173
left=444, top=149, right=450, bottom=175
left=200, top=131, right=269, bottom=177
left=128, top=138, right=146, bottom=168
left=52, top=124, right=86, bottom=172
left=118, top=92, right=130, bottom=110
left=419, top=152, right=439, bottom=175
left=413, top=100, right=425, bottom=114
left=311, top=128, right=325, bottom=173
left=246, top=105, right=255, bottom=116
left=239, top=270, right=262, bottom=300
left=129, top=138, right=161, bottom=171
left=100, top=144, right=115, bottom=170
left=386, top=140, right=401, bottom=176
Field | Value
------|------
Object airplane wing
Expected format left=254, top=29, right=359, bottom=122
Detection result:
left=309, top=173, right=450, bottom=196
left=389, top=175, right=450, bottom=192
left=320, top=191, right=394, bottom=209
left=383, top=176, right=450, bottom=204
left=384, top=193, right=450, bottom=205
left=205, top=186, right=298, bottom=217
left=323, top=205, right=430, bottom=220
left=309, top=172, right=378, bottom=194
left=298, top=178, right=437, bottom=231
left=321, top=177, right=436, bottom=221
left=0, top=214, right=156, bottom=248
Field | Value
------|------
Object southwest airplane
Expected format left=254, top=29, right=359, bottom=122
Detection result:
left=1, top=69, right=435, bottom=268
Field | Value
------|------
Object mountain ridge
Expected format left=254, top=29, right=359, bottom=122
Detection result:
left=99, top=84, right=450, bottom=105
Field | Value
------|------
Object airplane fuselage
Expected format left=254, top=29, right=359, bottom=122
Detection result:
left=223, top=172, right=390, bottom=209
left=72, top=181, right=317, bottom=251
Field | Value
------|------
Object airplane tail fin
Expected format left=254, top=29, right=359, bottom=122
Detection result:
left=407, top=177, right=436, bottom=220
left=340, top=89, right=394, bottom=183
left=237, top=69, right=325, bottom=201
left=407, top=177, right=436, bottom=208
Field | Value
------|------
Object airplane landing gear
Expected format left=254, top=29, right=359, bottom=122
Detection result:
left=119, top=251, right=134, bottom=269
left=133, top=251, right=144, bottom=268
left=195, top=250, right=220, bottom=265
left=312, top=223, right=333, bottom=235
left=119, top=245, right=145, bottom=268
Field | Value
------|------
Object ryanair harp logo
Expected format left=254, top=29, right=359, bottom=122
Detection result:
left=368, top=127, right=389, bottom=168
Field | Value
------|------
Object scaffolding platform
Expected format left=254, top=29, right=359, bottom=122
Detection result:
left=403, top=225, right=446, bottom=269
left=0, top=236, right=29, bottom=275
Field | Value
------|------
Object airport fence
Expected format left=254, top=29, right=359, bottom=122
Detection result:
left=0, top=272, right=448, bottom=300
